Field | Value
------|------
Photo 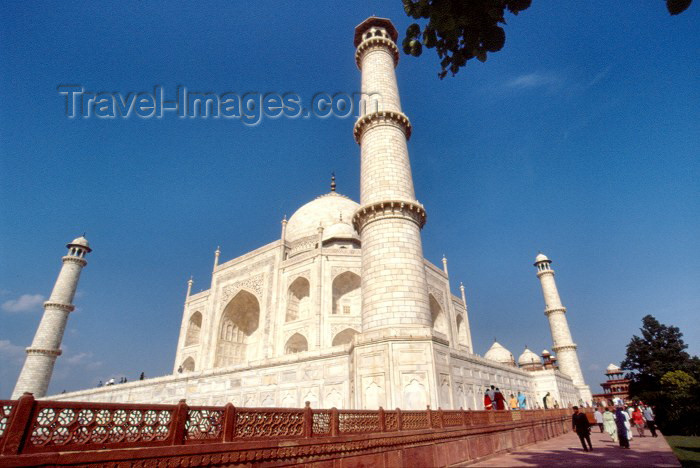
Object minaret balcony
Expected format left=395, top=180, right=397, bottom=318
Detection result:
left=42, top=301, right=75, bottom=312
left=355, top=36, right=400, bottom=68
left=352, top=199, right=427, bottom=233
left=353, top=110, right=412, bottom=142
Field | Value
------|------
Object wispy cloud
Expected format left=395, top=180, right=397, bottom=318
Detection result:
left=2, top=294, right=45, bottom=313
left=586, top=66, right=612, bottom=89
left=505, top=72, right=561, bottom=90
left=0, top=339, right=25, bottom=364
left=52, top=351, right=103, bottom=386
left=64, top=352, right=102, bottom=370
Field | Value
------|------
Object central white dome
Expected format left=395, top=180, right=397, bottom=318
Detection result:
left=285, top=192, right=360, bottom=244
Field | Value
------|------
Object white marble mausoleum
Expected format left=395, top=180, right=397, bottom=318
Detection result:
left=12, top=17, right=592, bottom=410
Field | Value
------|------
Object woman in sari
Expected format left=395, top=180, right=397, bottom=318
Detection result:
left=484, top=391, right=493, bottom=410
left=615, top=407, right=630, bottom=448
left=632, top=407, right=646, bottom=437
left=603, top=407, right=618, bottom=442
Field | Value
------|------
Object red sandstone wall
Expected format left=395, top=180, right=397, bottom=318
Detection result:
left=0, top=393, right=574, bottom=467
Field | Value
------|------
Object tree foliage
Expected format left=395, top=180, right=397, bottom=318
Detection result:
left=402, top=0, right=694, bottom=79
left=622, top=315, right=700, bottom=435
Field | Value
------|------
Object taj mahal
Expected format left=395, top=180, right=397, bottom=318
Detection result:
left=11, top=17, right=593, bottom=410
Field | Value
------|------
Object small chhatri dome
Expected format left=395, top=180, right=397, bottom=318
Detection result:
left=323, top=220, right=359, bottom=242
left=535, top=253, right=549, bottom=263
left=354, top=17, right=398, bottom=46
left=541, top=349, right=551, bottom=356
left=285, top=192, right=360, bottom=244
left=518, top=347, right=541, bottom=366
left=484, top=341, right=515, bottom=365
left=67, top=235, right=91, bottom=252
left=606, top=363, right=621, bottom=372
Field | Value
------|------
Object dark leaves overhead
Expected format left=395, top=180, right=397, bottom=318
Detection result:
left=403, top=0, right=694, bottom=79
left=402, top=0, right=532, bottom=79
left=667, top=0, right=693, bottom=14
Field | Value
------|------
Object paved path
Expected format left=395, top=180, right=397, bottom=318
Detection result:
left=467, top=428, right=680, bottom=467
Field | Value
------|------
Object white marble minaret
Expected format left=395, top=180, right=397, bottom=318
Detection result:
left=352, top=17, right=430, bottom=333
left=534, top=253, right=592, bottom=403
left=350, top=17, right=438, bottom=409
left=12, top=236, right=91, bottom=399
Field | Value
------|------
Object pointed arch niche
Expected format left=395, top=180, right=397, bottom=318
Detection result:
left=430, top=294, right=448, bottom=337
left=332, top=328, right=359, bottom=346
left=332, top=271, right=361, bottom=316
left=215, top=290, right=260, bottom=367
left=181, top=357, right=195, bottom=373
left=284, top=332, right=308, bottom=354
left=286, top=277, right=310, bottom=322
left=456, top=314, right=469, bottom=348
left=184, top=311, right=202, bottom=346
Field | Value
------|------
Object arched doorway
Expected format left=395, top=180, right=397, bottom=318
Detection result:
left=332, top=272, right=360, bottom=315
left=185, top=311, right=202, bottom=346
left=286, top=277, right=310, bottom=321
left=430, top=294, right=448, bottom=336
left=332, top=328, right=358, bottom=346
left=215, top=290, right=260, bottom=367
left=284, top=333, right=308, bottom=354
left=181, top=357, right=195, bottom=372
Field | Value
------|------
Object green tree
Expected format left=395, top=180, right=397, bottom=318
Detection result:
left=660, top=371, right=700, bottom=435
left=402, top=0, right=693, bottom=79
left=622, top=315, right=700, bottom=435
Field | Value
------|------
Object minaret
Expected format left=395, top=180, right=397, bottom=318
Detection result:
left=186, top=277, right=193, bottom=299
left=352, top=17, right=431, bottom=333
left=459, top=282, right=474, bottom=352
left=12, top=236, right=91, bottom=399
left=213, top=246, right=220, bottom=269
left=534, top=253, right=592, bottom=402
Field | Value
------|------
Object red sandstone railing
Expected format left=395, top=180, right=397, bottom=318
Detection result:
left=0, top=393, right=574, bottom=457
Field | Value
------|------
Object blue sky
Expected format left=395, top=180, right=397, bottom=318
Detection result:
left=0, top=1, right=697, bottom=398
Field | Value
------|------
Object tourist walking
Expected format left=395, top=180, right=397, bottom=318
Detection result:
left=643, top=406, right=658, bottom=437
left=518, top=392, right=527, bottom=409
left=543, top=392, right=552, bottom=409
left=603, top=407, right=618, bottom=442
left=494, top=388, right=506, bottom=410
left=484, top=391, right=493, bottom=410
left=632, top=407, right=646, bottom=437
left=517, top=391, right=527, bottom=409
left=509, top=394, right=518, bottom=410
left=594, top=408, right=604, bottom=433
left=487, top=385, right=496, bottom=408
left=572, top=406, right=593, bottom=452
left=615, top=407, right=630, bottom=449
left=623, top=408, right=633, bottom=441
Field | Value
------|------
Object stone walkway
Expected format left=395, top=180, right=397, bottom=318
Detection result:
left=466, top=428, right=680, bottom=467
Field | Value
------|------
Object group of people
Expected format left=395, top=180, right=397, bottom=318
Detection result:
left=484, top=386, right=527, bottom=410
left=590, top=405, right=657, bottom=450
left=97, top=372, right=146, bottom=387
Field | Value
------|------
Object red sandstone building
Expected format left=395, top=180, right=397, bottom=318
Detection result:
left=593, top=363, right=630, bottom=406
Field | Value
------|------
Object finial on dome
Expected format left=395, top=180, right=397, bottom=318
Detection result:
left=330, top=172, right=336, bottom=192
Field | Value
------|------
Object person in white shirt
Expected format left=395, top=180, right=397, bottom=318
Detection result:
left=594, top=408, right=604, bottom=432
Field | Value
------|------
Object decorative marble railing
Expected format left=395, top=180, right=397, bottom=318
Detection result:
left=0, top=393, right=574, bottom=458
